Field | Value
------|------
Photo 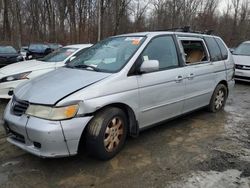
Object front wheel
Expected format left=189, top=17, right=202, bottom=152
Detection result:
left=85, top=107, right=128, bottom=160
left=208, top=84, right=228, bottom=113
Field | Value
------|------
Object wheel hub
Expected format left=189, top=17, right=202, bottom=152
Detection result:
left=104, top=117, right=124, bottom=152
left=215, top=90, right=224, bottom=110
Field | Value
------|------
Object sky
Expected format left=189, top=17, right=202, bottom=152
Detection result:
left=218, top=0, right=230, bottom=13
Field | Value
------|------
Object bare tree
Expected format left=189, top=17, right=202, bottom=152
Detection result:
left=0, top=0, right=249, bottom=48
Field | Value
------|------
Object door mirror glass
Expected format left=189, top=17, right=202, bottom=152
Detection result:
left=45, top=48, right=52, bottom=54
left=140, top=60, right=159, bottom=73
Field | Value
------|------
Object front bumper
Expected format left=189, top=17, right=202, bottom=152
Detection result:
left=0, top=80, right=25, bottom=99
left=3, top=100, right=93, bottom=158
left=235, top=69, right=250, bottom=82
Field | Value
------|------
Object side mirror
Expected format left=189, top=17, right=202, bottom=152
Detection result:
left=69, top=56, right=76, bottom=62
left=140, top=60, right=159, bottom=73
left=230, top=48, right=234, bottom=53
left=45, top=48, right=52, bottom=54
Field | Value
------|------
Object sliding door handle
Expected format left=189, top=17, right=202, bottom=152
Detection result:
left=175, top=75, right=183, bottom=83
left=187, top=73, right=195, bottom=80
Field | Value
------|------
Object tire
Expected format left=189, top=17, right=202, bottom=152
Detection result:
left=208, top=84, right=228, bottom=113
left=85, top=107, right=128, bottom=160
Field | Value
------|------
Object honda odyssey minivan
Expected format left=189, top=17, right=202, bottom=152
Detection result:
left=3, top=31, right=235, bottom=160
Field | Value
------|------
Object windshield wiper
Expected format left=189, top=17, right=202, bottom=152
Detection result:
left=72, top=64, right=100, bottom=72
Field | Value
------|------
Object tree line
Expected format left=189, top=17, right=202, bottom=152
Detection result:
left=0, top=0, right=249, bottom=48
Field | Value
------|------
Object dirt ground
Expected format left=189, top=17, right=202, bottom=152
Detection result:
left=0, top=82, right=249, bottom=188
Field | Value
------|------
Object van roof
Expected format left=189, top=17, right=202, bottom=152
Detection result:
left=63, top=44, right=93, bottom=49
left=117, top=31, right=218, bottom=38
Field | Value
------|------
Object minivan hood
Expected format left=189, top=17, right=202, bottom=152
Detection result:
left=0, top=60, right=58, bottom=76
left=233, top=55, right=250, bottom=66
left=14, top=67, right=111, bottom=105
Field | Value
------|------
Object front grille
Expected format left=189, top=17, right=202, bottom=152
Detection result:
left=235, top=75, right=250, bottom=81
left=236, top=64, right=250, bottom=70
left=11, top=96, right=29, bottom=116
left=7, top=56, right=18, bottom=63
left=0, top=57, right=7, bottom=62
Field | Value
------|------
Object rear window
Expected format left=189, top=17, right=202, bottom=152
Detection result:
left=215, top=38, right=228, bottom=60
left=204, top=37, right=222, bottom=62
left=40, top=48, right=77, bottom=62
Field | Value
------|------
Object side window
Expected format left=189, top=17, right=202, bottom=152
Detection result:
left=181, top=40, right=208, bottom=64
left=141, top=36, right=179, bottom=70
left=215, top=38, right=228, bottom=60
left=204, top=37, right=222, bottom=61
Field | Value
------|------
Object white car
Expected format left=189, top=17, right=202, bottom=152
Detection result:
left=20, top=46, right=28, bottom=60
left=233, top=41, right=250, bottom=82
left=0, top=44, right=92, bottom=99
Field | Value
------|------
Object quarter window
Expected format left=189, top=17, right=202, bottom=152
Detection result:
left=215, top=38, right=228, bottom=60
left=141, top=36, right=179, bottom=70
left=204, top=37, right=222, bottom=61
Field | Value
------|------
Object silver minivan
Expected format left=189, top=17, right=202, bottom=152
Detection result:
left=3, top=32, right=235, bottom=160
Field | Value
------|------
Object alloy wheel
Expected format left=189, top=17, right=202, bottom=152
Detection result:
left=104, top=117, right=124, bottom=152
left=215, top=89, right=225, bottom=110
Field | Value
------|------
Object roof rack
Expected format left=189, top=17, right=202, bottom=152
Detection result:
left=154, top=26, right=214, bottom=35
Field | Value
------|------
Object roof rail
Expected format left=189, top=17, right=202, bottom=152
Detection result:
left=153, top=26, right=214, bottom=35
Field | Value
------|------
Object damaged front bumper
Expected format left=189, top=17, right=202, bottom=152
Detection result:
left=3, top=100, right=93, bottom=158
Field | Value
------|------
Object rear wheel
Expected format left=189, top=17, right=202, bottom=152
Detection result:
left=208, top=84, right=228, bottom=112
left=85, top=107, right=128, bottom=160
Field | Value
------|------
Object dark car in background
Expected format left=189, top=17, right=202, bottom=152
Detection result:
left=48, top=43, right=63, bottom=51
left=26, top=43, right=53, bottom=60
left=0, top=45, right=24, bottom=68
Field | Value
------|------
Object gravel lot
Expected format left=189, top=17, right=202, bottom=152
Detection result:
left=0, top=82, right=249, bottom=188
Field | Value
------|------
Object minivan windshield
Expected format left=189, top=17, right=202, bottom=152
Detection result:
left=67, top=36, right=145, bottom=72
left=40, top=48, right=77, bottom=62
left=0, top=46, right=17, bottom=54
left=233, top=43, right=250, bottom=56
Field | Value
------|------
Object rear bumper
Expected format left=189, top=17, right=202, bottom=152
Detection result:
left=3, top=100, right=93, bottom=158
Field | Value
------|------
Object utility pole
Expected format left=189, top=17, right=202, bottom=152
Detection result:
left=97, top=0, right=101, bottom=41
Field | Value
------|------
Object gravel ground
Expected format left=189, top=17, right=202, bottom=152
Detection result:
left=0, top=82, right=249, bottom=188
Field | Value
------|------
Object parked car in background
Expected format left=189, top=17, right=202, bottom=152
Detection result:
left=26, top=43, right=52, bottom=60
left=20, top=46, right=28, bottom=60
left=0, top=44, right=92, bottom=99
left=0, top=45, right=23, bottom=68
left=48, top=43, right=63, bottom=51
left=2, top=31, right=234, bottom=160
left=232, top=41, right=250, bottom=82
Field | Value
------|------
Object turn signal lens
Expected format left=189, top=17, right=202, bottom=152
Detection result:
left=64, top=105, right=79, bottom=118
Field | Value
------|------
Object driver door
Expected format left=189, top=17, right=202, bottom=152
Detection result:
left=136, top=35, right=186, bottom=128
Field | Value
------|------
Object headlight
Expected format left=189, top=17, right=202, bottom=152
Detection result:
left=26, top=104, right=79, bottom=120
left=17, top=55, right=23, bottom=60
left=0, top=72, right=31, bottom=83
